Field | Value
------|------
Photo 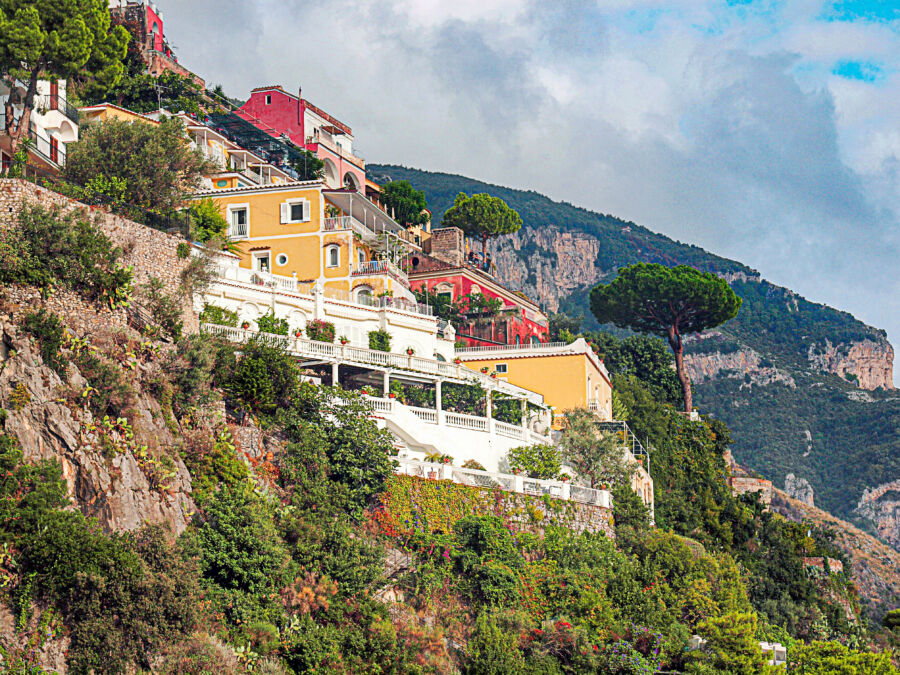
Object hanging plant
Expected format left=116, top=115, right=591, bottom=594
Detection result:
left=241, top=321, right=250, bottom=330
left=406, top=347, right=415, bottom=356
left=454, top=357, right=462, bottom=365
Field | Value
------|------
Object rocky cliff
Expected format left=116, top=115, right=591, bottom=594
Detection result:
left=683, top=342, right=796, bottom=388
left=809, top=339, right=895, bottom=391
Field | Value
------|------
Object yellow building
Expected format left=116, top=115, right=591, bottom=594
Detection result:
left=457, top=338, right=613, bottom=425
left=193, top=183, right=419, bottom=302
left=79, top=102, right=160, bottom=126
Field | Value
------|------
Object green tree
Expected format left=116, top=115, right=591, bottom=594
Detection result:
left=442, top=192, right=522, bottom=259
left=788, top=640, right=897, bottom=674
left=549, top=312, right=582, bottom=342
left=379, top=180, right=429, bottom=227
left=687, top=612, right=766, bottom=675
left=188, top=197, right=228, bottom=243
left=290, top=148, right=325, bottom=181
left=506, top=443, right=561, bottom=479
left=0, top=0, right=129, bottom=154
left=65, top=117, right=212, bottom=213
left=590, top=263, right=741, bottom=413
left=559, top=408, right=631, bottom=489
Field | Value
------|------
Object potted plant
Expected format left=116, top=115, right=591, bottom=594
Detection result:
left=294, top=328, right=304, bottom=338
left=360, top=388, right=369, bottom=396
left=339, top=335, right=349, bottom=345
left=406, top=347, right=415, bottom=356
left=560, top=475, right=570, bottom=483
left=241, top=321, right=250, bottom=330
left=490, top=372, right=497, bottom=379
left=480, top=366, right=489, bottom=374
left=388, top=392, right=396, bottom=399
left=441, top=455, right=451, bottom=464
left=454, top=357, right=462, bottom=365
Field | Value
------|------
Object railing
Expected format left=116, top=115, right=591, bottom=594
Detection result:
left=355, top=293, right=433, bottom=317
left=455, top=341, right=570, bottom=354
left=239, top=167, right=264, bottom=185
left=228, top=222, right=248, bottom=239
left=394, top=458, right=613, bottom=508
left=596, top=420, right=650, bottom=471
left=444, top=411, right=489, bottom=432
left=202, top=323, right=546, bottom=405
left=352, top=259, right=409, bottom=285
left=213, top=265, right=300, bottom=293
left=494, top=420, right=528, bottom=441
left=26, top=122, right=64, bottom=166
left=409, top=406, right=438, bottom=424
left=42, top=93, right=79, bottom=124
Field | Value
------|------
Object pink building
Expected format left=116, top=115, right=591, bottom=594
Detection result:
left=238, top=85, right=366, bottom=192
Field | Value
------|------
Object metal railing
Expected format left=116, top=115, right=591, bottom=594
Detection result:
left=46, top=93, right=79, bottom=124
left=596, top=420, right=650, bottom=471
left=353, top=259, right=408, bottom=284
left=202, top=323, right=546, bottom=405
left=394, top=458, right=613, bottom=508
left=228, top=221, right=248, bottom=238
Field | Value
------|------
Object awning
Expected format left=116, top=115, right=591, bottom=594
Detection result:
left=323, top=189, right=404, bottom=235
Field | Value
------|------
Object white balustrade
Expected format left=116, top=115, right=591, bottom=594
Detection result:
left=393, top=458, right=612, bottom=508
left=494, top=421, right=527, bottom=441
left=409, top=407, right=438, bottom=424
left=444, top=411, right=488, bottom=432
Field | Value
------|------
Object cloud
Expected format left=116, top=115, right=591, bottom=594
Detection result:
left=159, top=0, right=900, bottom=380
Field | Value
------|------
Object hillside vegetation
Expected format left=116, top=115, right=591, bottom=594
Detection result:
left=369, top=164, right=898, bottom=537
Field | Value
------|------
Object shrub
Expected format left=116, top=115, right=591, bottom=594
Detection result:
left=74, top=351, right=134, bottom=417
left=463, top=459, right=486, bottom=471
left=507, top=443, right=561, bottom=479
left=188, top=197, right=229, bottom=242
left=166, top=334, right=236, bottom=412
left=305, top=320, right=335, bottom=343
left=256, top=310, right=289, bottom=336
left=442, top=382, right=485, bottom=415
left=368, top=329, right=391, bottom=352
left=228, top=337, right=299, bottom=414
left=0, top=204, right=133, bottom=306
left=176, top=241, right=191, bottom=259
left=199, top=303, right=239, bottom=327
left=9, top=383, right=30, bottom=411
left=140, top=277, right=183, bottom=340
left=23, top=310, right=67, bottom=376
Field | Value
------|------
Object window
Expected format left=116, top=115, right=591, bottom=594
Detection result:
left=49, top=136, right=59, bottom=164
left=438, top=292, right=453, bottom=302
left=280, top=199, right=309, bottom=224
left=495, top=363, right=508, bottom=374
left=515, top=335, right=521, bottom=345
left=276, top=253, right=289, bottom=267
left=326, top=245, right=340, bottom=268
left=228, top=205, right=249, bottom=238
left=265, top=94, right=272, bottom=105
left=356, top=285, right=373, bottom=303
left=358, top=249, right=365, bottom=265
left=254, top=252, right=270, bottom=273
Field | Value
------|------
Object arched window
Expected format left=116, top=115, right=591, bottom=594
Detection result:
left=529, top=335, right=540, bottom=345
left=515, top=334, right=521, bottom=345
left=326, top=245, right=340, bottom=268
left=355, top=285, right=373, bottom=304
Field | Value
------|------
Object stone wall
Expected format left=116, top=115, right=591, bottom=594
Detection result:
left=0, top=179, right=199, bottom=334
left=729, top=475, right=773, bottom=506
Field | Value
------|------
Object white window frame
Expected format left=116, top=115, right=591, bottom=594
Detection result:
left=252, top=250, right=271, bottom=273
left=325, top=244, right=340, bottom=268
left=495, top=363, right=508, bottom=374
left=275, top=253, right=289, bottom=267
left=280, top=198, right=310, bottom=224
left=265, top=94, right=272, bottom=105
left=226, top=203, right=250, bottom=239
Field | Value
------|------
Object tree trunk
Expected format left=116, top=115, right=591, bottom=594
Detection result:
left=481, top=235, right=488, bottom=263
left=4, top=68, right=40, bottom=157
left=667, top=326, right=693, bottom=414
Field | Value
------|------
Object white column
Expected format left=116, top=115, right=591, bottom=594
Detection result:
left=435, top=380, right=442, bottom=412
left=313, top=284, right=324, bottom=319
left=383, top=370, right=390, bottom=397
left=520, top=398, right=527, bottom=429
left=486, top=389, right=494, bottom=434
left=331, top=362, right=339, bottom=387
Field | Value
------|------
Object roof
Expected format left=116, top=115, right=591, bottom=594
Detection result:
left=456, top=338, right=612, bottom=384
left=193, top=179, right=324, bottom=197
left=78, top=102, right=160, bottom=124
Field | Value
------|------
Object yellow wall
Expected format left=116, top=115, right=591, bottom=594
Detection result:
left=80, top=106, right=157, bottom=126
left=463, top=352, right=612, bottom=424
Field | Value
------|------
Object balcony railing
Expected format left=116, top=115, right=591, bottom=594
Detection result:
left=595, top=420, right=650, bottom=471
left=201, top=323, right=546, bottom=405
left=393, top=458, right=612, bottom=508
left=353, top=259, right=408, bottom=284
left=228, top=221, right=248, bottom=239
left=211, top=265, right=305, bottom=293
left=26, top=122, right=64, bottom=166
left=455, top=341, right=570, bottom=354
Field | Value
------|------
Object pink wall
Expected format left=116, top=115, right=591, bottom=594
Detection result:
left=240, top=88, right=305, bottom=146
left=146, top=6, right=165, bottom=52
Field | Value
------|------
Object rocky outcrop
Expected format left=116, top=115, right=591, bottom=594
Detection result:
left=808, top=339, right=895, bottom=391
left=784, top=473, right=815, bottom=506
left=0, top=319, right=195, bottom=534
left=684, top=346, right=795, bottom=388
left=488, top=226, right=605, bottom=312
left=855, top=480, right=900, bottom=551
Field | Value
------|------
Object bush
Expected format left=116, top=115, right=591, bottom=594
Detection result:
left=305, top=319, right=335, bottom=343
left=166, top=334, right=236, bottom=412
left=176, top=242, right=191, bottom=259
left=74, top=351, right=134, bottom=417
left=256, top=310, right=289, bottom=336
left=65, top=117, right=213, bottom=213
left=507, top=443, right=561, bottom=479
left=23, top=310, right=67, bottom=376
left=199, top=303, right=239, bottom=327
left=228, top=337, right=299, bottom=415
left=188, top=197, right=229, bottom=242
left=368, top=329, right=391, bottom=352
left=0, top=204, right=133, bottom=306
left=140, top=277, right=183, bottom=340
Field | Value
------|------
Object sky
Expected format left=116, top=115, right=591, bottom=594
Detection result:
left=161, top=0, right=899, bottom=381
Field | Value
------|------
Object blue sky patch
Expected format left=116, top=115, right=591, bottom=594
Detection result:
left=831, top=59, right=885, bottom=81
left=821, top=1, right=900, bottom=23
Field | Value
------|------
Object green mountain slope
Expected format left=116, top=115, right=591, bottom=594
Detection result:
left=370, top=164, right=900, bottom=540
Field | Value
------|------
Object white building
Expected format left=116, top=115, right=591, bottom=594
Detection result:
left=0, top=79, right=79, bottom=170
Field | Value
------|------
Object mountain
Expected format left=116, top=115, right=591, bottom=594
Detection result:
left=370, top=164, right=900, bottom=543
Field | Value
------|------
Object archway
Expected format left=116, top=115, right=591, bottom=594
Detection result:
left=343, top=171, right=360, bottom=192
left=323, top=158, right=339, bottom=188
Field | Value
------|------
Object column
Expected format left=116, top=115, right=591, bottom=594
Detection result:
left=383, top=370, right=390, bottom=397
left=520, top=398, right=527, bottom=429
left=486, top=389, right=494, bottom=434
left=435, top=380, right=442, bottom=412
left=331, top=362, right=339, bottom=387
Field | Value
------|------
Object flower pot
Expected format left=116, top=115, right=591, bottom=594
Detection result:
left=406, top=349, right=414, bottom=356
left=454, top=359, right=462, bottom=365
left=295, top=331, right=303, bottom=338
left=490, top=373, right=497, bottom=379
left=241, top=322, right=250, bottom=330
left=388, top=393, right=396, bottom=399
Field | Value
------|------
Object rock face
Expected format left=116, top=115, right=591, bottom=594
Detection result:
left=488, top=226, right=605, bottom=312
left=0, top=320, right=195, bottom=534
left=784, top=473, right=815, bottom=506
left=684, top=345, right=795, bottom=388
left=808, top=339, right=895, bottom=391
left=856, top=480, right=900, bottom=551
